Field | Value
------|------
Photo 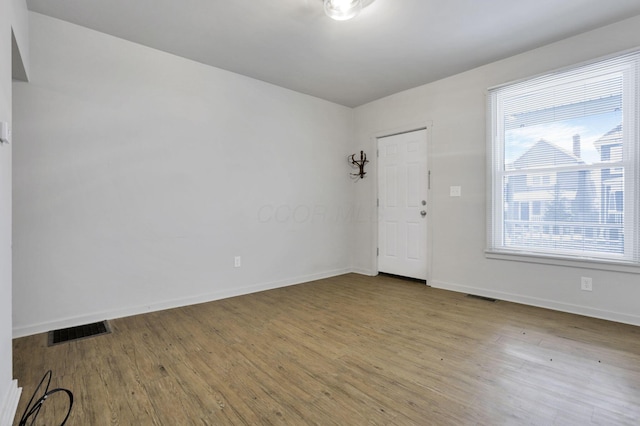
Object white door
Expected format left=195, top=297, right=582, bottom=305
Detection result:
left=378, top=129, right=428, bottom=280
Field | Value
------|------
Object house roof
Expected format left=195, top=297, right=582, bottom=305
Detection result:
left=512, top=139, right=584, bottom=170
left=593, top=124, right=623, bottom=153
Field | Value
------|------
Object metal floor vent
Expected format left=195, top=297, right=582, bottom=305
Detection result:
left=467, top=294, right=497, bottom=302
left=48, top=320, right=111, bottom=346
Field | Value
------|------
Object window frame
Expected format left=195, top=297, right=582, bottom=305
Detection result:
left=486, top=50, right=640, bottom=271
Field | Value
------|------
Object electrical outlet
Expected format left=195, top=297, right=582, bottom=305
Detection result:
left=234, top=256, right=241, bottom=268
left=580, top=276, right=593, bottom=291
left=450, top=186, right=462, bottom=197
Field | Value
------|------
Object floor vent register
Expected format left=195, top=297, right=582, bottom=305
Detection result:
left=48, top=320, right=111, bottom=346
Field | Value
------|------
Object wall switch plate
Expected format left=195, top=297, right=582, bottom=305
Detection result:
left=450, top=186, right=462, bottom=197
left=580, top=276, right=593, bottom=291
left=234, top=256, right=241, bottom=267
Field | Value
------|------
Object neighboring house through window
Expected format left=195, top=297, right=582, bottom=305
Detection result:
left=487, top=51, right=640, bottom=265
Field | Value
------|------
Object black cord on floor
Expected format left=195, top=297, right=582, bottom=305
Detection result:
left=18, top=370, right=73, bottom=426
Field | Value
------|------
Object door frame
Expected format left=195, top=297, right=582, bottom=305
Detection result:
left=370, top=122, right=433, bottom=283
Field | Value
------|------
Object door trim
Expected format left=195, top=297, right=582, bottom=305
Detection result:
left=370, top=122, right=433, bottom=283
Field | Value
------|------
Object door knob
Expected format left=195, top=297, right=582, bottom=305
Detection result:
left=420, top=210, right=427, bottom=217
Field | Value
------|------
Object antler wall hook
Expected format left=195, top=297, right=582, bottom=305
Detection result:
left=349, top=150, right=369, bottom=179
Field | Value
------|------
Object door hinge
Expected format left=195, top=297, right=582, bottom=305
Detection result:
left=428, top=170, right=431, bottom=190
left=377, top=198, right=379, bottom=207
left=377, top=149, right=379, bottom=158
left=377, top=247, right=379, bottom=256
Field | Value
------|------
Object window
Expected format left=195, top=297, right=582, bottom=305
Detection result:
left=528, top=173, right=554, bottom=187
left=532, top=201, right=542, bottom=217
left=488, top=51, right=640, bottom=265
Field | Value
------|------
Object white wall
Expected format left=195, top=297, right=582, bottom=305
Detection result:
left=12, top=12, right=355, bottom=337
left=10, top=0, right=28, bottom=82
left=0, top=0, right=13, bottom=420
left=353, top=15, right=640, bottom=326
left=1, top=0, right=27, bottom=423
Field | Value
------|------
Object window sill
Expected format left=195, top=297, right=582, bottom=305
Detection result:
left=485, top=250, right=640, bottom=274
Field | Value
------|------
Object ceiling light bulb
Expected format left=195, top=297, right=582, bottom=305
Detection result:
left=324, top=0, right=362, bottom=21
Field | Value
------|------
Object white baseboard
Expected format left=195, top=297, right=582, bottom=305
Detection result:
left=350, top=267, right=377, bottom=276
left=0, top=380, right=22, bottom=426
left=13, top=268, right=352, bottom=338
left=430, top=280, right=640, bottom=327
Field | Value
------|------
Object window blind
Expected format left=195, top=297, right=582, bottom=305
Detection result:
left=488, top=50, right=640, bottom=264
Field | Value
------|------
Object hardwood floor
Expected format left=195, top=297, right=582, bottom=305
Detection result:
left=12, top=273, right=640, bottom=425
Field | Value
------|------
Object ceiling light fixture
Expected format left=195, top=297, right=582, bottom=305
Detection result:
left=324, top=0, right=363, bottom=21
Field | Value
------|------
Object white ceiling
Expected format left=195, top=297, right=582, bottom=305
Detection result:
left=26, top=0, right=640, bottom=107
